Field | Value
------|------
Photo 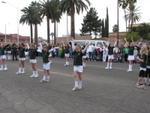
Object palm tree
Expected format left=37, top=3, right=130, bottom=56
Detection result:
left=126, top=2, right=140, bottom=31
left=51, top=0, right=62, bottom=45
left=30, top=1, right=43, bottom=45
left=40, top=0, right=53, bottom=43
left=119, top=0, right=137, bottom=32
left=20, top=6, right=34, bottom=43
left=61, top=0, right=90, bottom=39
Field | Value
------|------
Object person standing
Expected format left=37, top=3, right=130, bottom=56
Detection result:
left=64, top=44, right=70, bottom=66
left=127, top=42, right=135, bottom=72
left=105, top=44, right=114, bottom=70
left=16, top=43, right=26, bottom=75
left=136, top=45, right=148, bottom=89
left=29, top=44, right=39, bottom=78
left=11, top=44, right=18, bottom=61
left=40, top=45, right=52, bottom=83
left=72, top=45, right=85, bottom=91
left=123, top=45, right=129, bottom=62
left=103, top=45, right=108, bottom=62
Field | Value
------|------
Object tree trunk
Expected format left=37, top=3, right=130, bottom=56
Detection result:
left=34, top=24, right=38, bottom=46
left=130, top=13, right=134, bottom=32
left=30, top=24, right=33, bottom=43
left=54, top=21, right=57, bottom=45
left=47, top=17, right=50, bottom=43
left=71, top=13, right=75, bottom=39
left=124, top=9, right=128, bottom=32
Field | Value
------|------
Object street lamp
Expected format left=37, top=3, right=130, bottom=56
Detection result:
left=1, top=1, right=20, bottom=43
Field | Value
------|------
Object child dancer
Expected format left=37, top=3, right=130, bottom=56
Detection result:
left=127, top=42, right=135, bottom=72
left=16, top=43, right=26, bottom=75
left=72, top=45, right=85, bottom=91
left=105, top=43, right=114, bottom=69
left=29, top=44, right=39, bottom=78
left=40, top=45, right=52, bottom=83
left=136, top=45, right=148, bottom=89
left=0, top=44, right=7, bottom=71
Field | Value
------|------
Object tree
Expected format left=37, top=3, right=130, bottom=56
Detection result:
left=30, top=1, right=43, bottom=45
left=61, top=0, right=90, bottom=39
left=104, top=8, right=109, bottom=37
left=132, top=23, right=150, bottom=40
left=126, top=31, right=140, bottom=41
left=126, top=2, right=141, bottom=31
left=50, top=0, right=62, bottom=45
left=118, top=0, right=138, bottom=32
left=41, top=0, right=53, bottom=43
left=101, top=19, right=105, bottom=37
left=112, top=24, right=119, bottom=33
left=20, top=6, right=34, bottom=43
left=80, top=8, right=101, bottom=38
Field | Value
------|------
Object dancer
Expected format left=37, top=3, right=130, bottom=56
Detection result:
left=16, top=43, right=26, bottom=75
left=136, top=45, right=148, bottom=89
left=72, top=45, right=85, bottom=91
left=29, top=44, right=39, bottom=78
left=105, top=43, right=114, bottom=69
left=40, top=45, right=52, bottom=83
left=127, top=42, right=135, bottom=72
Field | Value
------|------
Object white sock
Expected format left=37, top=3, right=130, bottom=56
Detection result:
left=106, top=62, right=109, bottom=68
left=75, top=81, right=79, bottom=87
left=110, top=63, right=112, bottom=68
left=129, top=64, right=132, bottom=71
left=66, top=61, right=69, bottom=65
left=78, top=80, right=82, bottom=89
left=43, top=75, right=46, bottom=80
left=19, top=68, right=22, bottom=72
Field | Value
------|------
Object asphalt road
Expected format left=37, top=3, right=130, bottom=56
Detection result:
left=0, top=57, right=150, bottom=113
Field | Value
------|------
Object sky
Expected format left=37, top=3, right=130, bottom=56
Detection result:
left=0, top=0, right=149, bottom=39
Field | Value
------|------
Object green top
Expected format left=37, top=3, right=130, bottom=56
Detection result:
left=123, top=47, right=129, bottom=54
left=29, top=49, right=37, bottom=59
left=18, top=47, right=25, bottom=58
left=0, top=47, right=5, bottom=55
left=42, top=50, right=50, bottom=63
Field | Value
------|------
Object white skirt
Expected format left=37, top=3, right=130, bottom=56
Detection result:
left=73, top=66, right=83, bottom=73
left=0, top=55, right=7, bottom=59
left=30, top=59, right=37, bottom=64
left=19, top=57, right=26, bottom=61
left=128, top=55, right=135, bottom=61
left=65, top=53, right=70, bottom=58
left=43, top=62, right=51, bottom=70
left=108, top=55, right=114, bottom=60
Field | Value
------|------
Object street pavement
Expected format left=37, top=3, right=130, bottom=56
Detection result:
left=0, top=57, right=150, bottom=113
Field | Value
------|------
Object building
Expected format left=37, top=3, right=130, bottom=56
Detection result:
left=0, top=33, right=30, bottom=43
